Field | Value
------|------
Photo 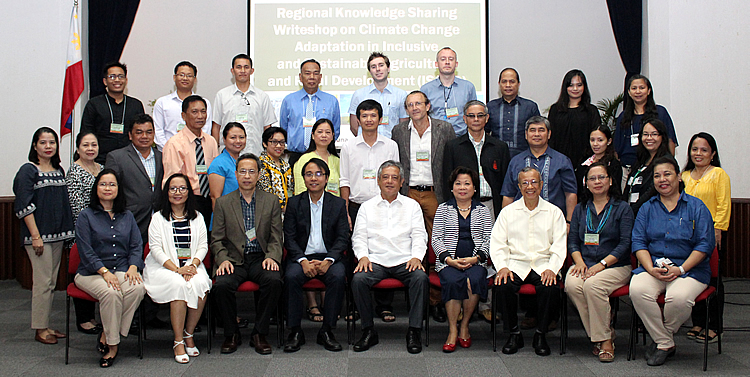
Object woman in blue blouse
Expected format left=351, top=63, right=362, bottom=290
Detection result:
left=565, top=161, right=633, bottom=362
left=432, top=167, right=493, bottom=352
left=13, top=127, right=75, bottom=344
left=74, top=169, right=146, bottom=368
left=630, top=156, right=715, bottom=366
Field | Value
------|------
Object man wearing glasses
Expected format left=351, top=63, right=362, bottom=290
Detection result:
left=213, top=54, right=277, bottom=155
left=81, top=61, right=145, bottom=164
left=491, top=166, right=567, bottom=356
left=152, top=61, right=213, bottom=151
left=211, top=153, right=283, bottom=355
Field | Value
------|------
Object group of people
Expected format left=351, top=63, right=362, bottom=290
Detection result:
left=12, top=46, right=730, bottom=369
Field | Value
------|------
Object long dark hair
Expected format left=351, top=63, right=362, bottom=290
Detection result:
left=590, top=126, right=616, bottom=165
left=28, top=127, right=62, bottom=170
left=73, top=131, right=98, bottom=161
left=684, top=132, right=721, bottom=171
left=581, top=161, right=622, bottom=203
left=159, top=173, right=198, bottom=221
left=89, top=169, right=126, bottom=213
left=304, top=118, right=338, bottom=157
left=554, top=69, right=592, bottom=112
left=635, top=119, right=670, bottom=168
left=621, top=74, right=658, bottom=129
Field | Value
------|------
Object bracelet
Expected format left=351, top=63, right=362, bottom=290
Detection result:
left=679, top=266, right=686, bottom=275
left=100, top=268, right=109, bottom=276
left=31, top=235, right=41, bottom=240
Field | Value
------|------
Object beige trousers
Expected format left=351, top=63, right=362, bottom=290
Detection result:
left=630, top=272, right=706, bottom=349
left=25, top=241, right=64, bottom=329
left=565, top=265, right=632, bottom=342
left=75, top=272, right=145, bottom=345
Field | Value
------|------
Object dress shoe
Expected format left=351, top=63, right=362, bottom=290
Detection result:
left=353, top=328, right=379, bottom=352
left=502, top=333, right=524, bottom=354
left=520, top=316, right=537, bottom=330
left=647, top=347, right=676, bottom=366
left=442, top=342, right=457, bottom=353
left=644, top=341, right=658, bottom=360
left=77, top=323, right=102, bottom=335
left=458, top=337, right=472, bottom=348
left=317, top=330, right=343, bottom=352
left=35, top=332, right=57, bottom=345
left=220, top=333, right=242, bottom=354
left=250, top=333, right=272, bottom=355
left=237, top=317, right=250, bottom=328
left=406, top=328, right=422, bottom=354
left=533, top=332, right=551, bottom=356
left=430, top=304, right=447, bottom=323
left=284, top=329, right=305, bottom=353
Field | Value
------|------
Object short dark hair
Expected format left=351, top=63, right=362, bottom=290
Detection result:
left=356, top=99, right=383, bottom=119
left=525, top=115, right=550, bottom=131
left=89, top=169, right=126, bottom=213
left=652, top=155, right=685, bottom=193
left=232, top=54, right=253, bottom=68
left=582, top=161, right=622, bottom=202
left=28, top=127, right=61, bottom=169
left=262, top=126, right=286, bottom=146
left=377, top=160, right=404, bottom=180
left=300, top=59, right=321, bottom=71
left=182, top=95, right=207, bottom=113
left=302, top=157, right=330, bottom=179
left=499, top=67, right=519, bottom=82
left=73, top=131, right=97, bottom=161
left=174, top=61, right=197, bottom=76
left=236, top=153, right=261, bottom=171
left=367, top=52, right=390, bottom=68
left=130, top=113, right=154, bottom=134
left=449, top=166, right=480, bottom=200
left=517, top=166, right=541, bottom=183
left=159, top=173, right=198, bottom=221
left=404, top=90, right=430, bottom=112
left=102, top=61, right=127, bottom=78
left=222, top=122, right=246, bottom=139
left=463, top=100, right=487, bottom=114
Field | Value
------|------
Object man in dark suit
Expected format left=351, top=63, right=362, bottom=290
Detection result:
left=282, top=158, right=349, bottom=353
left=443, top=100, right=511, bottom=218
left=391, top=90, right=455, bottom=323
left=211, top=153, right=283, bottom=355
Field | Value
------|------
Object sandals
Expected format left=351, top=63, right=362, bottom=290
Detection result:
left=97, top=331, right=108, bottom=354
left=345, top=310, right=360, bottom=321
left=378, top=310, right=396, bottom=323
left=598, top=348, right=615, bottom=362
left=173, top=340, right=189, bottom=364
left=695, top=330, right=719, bottom=344
left=183, top=330, right=200, bottom=357
left=99, top=354, right=117, bottom=368
left=687, top=327, right=702, bottom=340
left=592, top=342, right=602, bottom=356
left=306, top=306, right=324, bottom=322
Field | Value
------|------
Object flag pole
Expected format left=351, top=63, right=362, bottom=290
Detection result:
left=68, top=0, right=80, bottom=168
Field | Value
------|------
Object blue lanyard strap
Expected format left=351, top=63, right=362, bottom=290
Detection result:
left=586, top=204, right=613, bottom=234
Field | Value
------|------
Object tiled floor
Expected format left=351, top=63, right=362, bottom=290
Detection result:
left=0, top=278, right=748, bottom=376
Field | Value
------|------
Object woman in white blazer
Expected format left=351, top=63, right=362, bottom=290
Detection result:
left=144, top=174, right=211, bottom=363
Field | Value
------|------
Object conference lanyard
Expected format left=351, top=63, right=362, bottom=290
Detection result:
left=586, top=203, right=613, bottom=234
left=105, top=95, right=126, bottom=125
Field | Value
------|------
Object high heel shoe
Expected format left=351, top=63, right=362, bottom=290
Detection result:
left=97, top=331, right=108, bottom=354
left=173, top=340, right=189, bottom=364
left=183, top=330, right=200, bottom=357
left=458, top=337, right=472, bottom=348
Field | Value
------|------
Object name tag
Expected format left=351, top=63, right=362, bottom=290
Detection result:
left=446, top=107, right=459, bottom=118
left=245, top=227, right=257, bottom=242
left=177, top=123, right=186, bottom=131
left=630, top=134, right=639, bottom=147
left=236, top=113, right=248, bottom=123
left=379, top=116, right=389, bottom=125
left=110, top=123, right=124, bottom=134
left=415, top=150, right=430, bottom=162
left=326, top=181, right=339, bottom=194
left=196, top=164, right=208, bottom=174
left=584, top=233, right=600, bottom=246
left=303, top=117, right=315, bottom=127
left=478, top=166, right=484, bottom=176
left=177, top=248, right=191, bottom=267
left=363, top=169, right=376, bottom=179
left=629, top=192, right=640, bottom=203
left=149, top=177, right=155, bottom=187
left=633, top=176, right=643, bottom=185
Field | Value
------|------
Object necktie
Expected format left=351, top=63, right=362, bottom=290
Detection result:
left=304, top=94, right=314, bottom=149
left=195, top=138, right=210, bottom=197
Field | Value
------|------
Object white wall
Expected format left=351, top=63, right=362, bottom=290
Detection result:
left=645, top=0, right=750, bottom=197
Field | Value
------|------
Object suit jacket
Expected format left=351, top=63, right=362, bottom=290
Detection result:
left=443, top=133, right=511, bottom=217
left=105, top=145, right=163, bottom=240
left=283, top=191, right=349, bottom=264
left=210, top=189, right=282, bottom=275
left=391, top=117, right=455, bottom=202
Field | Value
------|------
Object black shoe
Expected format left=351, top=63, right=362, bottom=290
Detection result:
left=644, top=341, right=657, bottom=360
left=99, top=354, right=116, bottom=368
left=647, top=347, right=676, bottom=366
left=237, top=317, right=250, bottom=329
left=406, top=328, right=423, bottom=354
left=317, top=330, right=342, bottom=352
left=128, top=322, right=140, bottom=336
left=502, top=333, right=524, bottom=354
left=220, top=333, right=242, bottom=354
left=284, top=329, right=306, bottom=353
left=353, top=328, right=379, bottom=352
left=430, top=304, right=447, bottom=323
left=147, top=318, right=171, bottom=329
left=533, top=332, right=551, bottom=356
left=77, top=322, right=102, bottom=335
left=96, top=331, right=108, bottom=354
left=250, top=333, right=273, bottom=355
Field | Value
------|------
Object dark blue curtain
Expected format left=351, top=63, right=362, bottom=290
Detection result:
left=87, top=0, right=141, bottom=97
left=606, top=0, right=642, bottom=89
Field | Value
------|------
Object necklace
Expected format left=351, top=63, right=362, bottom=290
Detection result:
left=457, top=206, right=471, bottom=212
left=103, top=209, right=113, bottom=212
left=694, top=165, right=712, bottom=181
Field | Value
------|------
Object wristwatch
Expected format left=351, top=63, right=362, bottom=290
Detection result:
left=599, top=260, right=607, bottom=267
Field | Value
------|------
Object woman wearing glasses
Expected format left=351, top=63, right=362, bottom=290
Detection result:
left=258, top=126, right=294, bottom=210
left=293, top=119, right=340, bottom=197
left=565, top=161, right=633, bottom=362
left=144, top=174, right=211, bottom=363
left=623, top=119, right=671, bottom=215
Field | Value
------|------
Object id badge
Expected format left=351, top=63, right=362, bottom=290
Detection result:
left=236, top=113, right=248, bottom=123
left=245, top=227, right=257, bottom=242
left=303, top=117, right=315, bottom=128
left=363, top=169, right=376, bottom=179
left=446, top=107, right=459, bottom=118
left=479, top=166, right=484, bottom=176
left=110, top=123, right=124, bottom=134
left=630, top=134, right=639, bottom=147
left=634, top=176, right=643, bottom=185
left=326, top=181, right=339, bottom=194
left=149, top=177, right=155, bottom=188
left=196, top=164, right=208, bottom=174
left=629, top=192, right=640, bottom=203
left=416, top=150, right=430, bottom=162
left=177, top=248, right=191, bottom=267
left=177, top=123, right=186, bottom=131
left=584, top=233, right=600, bottom=246
left=380, top=116, right=389, bottom=125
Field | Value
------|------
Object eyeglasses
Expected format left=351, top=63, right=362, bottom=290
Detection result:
left=406, top=101, right=425, bottom=108
left=465, top=113, right=487, bottom=119
left=642, top=132, right=660, bottom=138
left=168, top=186, right=188, bottom=193
left=304, top=171, right=325, bottom=178
left=106, top=74, right=126, bottom=80
left=587, top=175, right=609, bottom=182
left=238, top=169, right=257, bottom=176
left=176, top=73, right=194, bottom=79
left=98, top=182, right=118, bottom=187
left=520, top=180, right=540, bottom=187
left=267, top=140, right=286, bottom=147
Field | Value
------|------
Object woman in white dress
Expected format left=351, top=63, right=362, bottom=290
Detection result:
left=144, top=173, right=211, bottom=363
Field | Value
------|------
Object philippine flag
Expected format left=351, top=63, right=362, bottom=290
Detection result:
left=60, top=4, right=84, bottom=137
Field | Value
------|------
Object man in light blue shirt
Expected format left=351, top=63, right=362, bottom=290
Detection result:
left=348, top=52, right=409, bottom=138
left=420, top=47, right=477, bottom=137
left=279, top=59, right=341, bottom=167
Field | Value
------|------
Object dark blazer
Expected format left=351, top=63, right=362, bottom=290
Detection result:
left=391, top=117, right=456, bottom=202
left=443, top=132, right=511, bottom=217
left=105, top=145, right=163, bottom=240
left=210, top=189, right=282, bottom=275
left=284, top=191, right=349, bottom=264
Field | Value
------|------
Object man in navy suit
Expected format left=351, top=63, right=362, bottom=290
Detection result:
left=283, top=158, right=349, bottom=352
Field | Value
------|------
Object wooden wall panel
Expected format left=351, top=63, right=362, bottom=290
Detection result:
left=725, top=199, right=750, bottom=278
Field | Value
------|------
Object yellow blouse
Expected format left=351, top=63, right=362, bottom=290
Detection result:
left=682, top=167, right=731, bottom=231
left=293, top=152, right=341, bottom=197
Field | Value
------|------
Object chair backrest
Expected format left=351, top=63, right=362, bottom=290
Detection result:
left=69, top=243, right=81, bottom=275
left=427, top=242, right=436, bottom=265
left=143, top=243, right=150, bottom=259
left=710, top=247, right=719, bottom=279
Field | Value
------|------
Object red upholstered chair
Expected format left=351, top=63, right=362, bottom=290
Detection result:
left=627, top=247, right=721, bottom=371
left=65, top=243, right=144, bottom=364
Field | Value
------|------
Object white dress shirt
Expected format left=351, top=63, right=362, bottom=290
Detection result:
left=490, top=197, right=567, bottom=279
left=212, top=83, right=277, bottom=156
left=469, top=132, right=493, bottom=198
left=352, top=193, right=427, bottom=267
left=408, top=119, right=433, bottom=186
left=339, top=133, right=400, bottom=204
left=152, top=91, right=213, bottom=151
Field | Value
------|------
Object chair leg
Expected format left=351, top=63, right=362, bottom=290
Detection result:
left=138, top=304, right=144, bottom=359
left=206, top=293, right=211, bottom=354
left=424, top=285, right=429, bottom=347
left=277, top=300, right=283, bottom=349
left=560, top=291, right=567, bottom=355
left=703, top=297, right=710, bottom=371
left=610, top=297, right=620, bottom=327
left=65, top=295, right=70, bottom=365
left=627, top=304, right=637, bottom=361
left=491, top=286, right=497, bottom=352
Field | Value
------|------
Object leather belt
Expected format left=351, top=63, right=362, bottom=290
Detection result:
left=479, top=196, right=492, bottom=202
left=409, top=185, right=433, bottom=192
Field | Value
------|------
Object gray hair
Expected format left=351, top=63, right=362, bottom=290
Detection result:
left=525, top=115, right=550, bottom=131
left=463, top=100, right=488, bottom=114
left=517, top=166, right=541, bottom=183
left=377, top=160, right=404, bottom=180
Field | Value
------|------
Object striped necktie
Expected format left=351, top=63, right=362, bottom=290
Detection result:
left=304, top=94, right=314, bottom=149
left=195, top=138, right=210, bottom=197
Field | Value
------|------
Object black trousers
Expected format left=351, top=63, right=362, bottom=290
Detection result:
left=347, top=202, right=393, bottom=313
left=196, top=195, right=212, bottom=231
left=285, top=258, right=346, bottom=330
left=497, top=270, right=559, bottom=333
left=212, top=253, right=282, bottom=337
left=351, top=262, right=428, bottom=329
